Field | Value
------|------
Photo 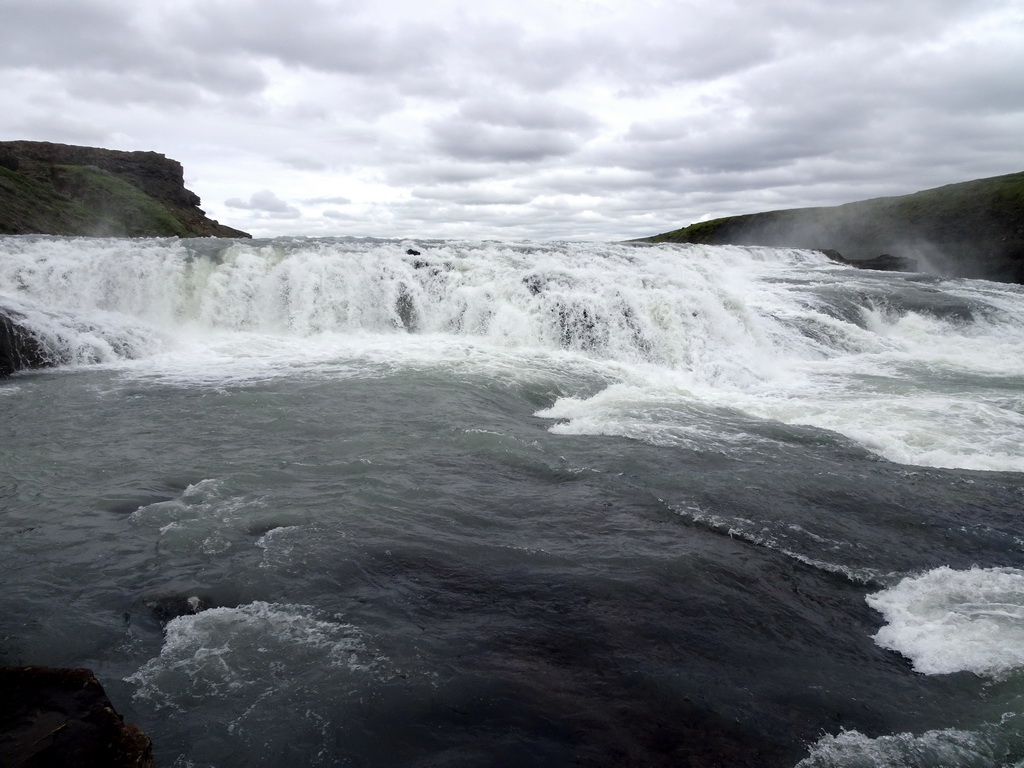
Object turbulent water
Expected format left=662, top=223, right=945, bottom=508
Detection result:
left=2, top=235, right=1024, bottom=767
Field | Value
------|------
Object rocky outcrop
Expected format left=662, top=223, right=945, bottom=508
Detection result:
left=642, top=172, right=1024, bottom=283
left=0, top=140, right=250, bottom=238
left=0, top=666, right=154, bottom=768
left=0, top=308, right=51, bottom=377
left=816, top=249, right=918, bottom=273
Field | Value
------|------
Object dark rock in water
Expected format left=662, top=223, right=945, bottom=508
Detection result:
left=0, top=666, right=154, bottom=768
left=0, top=308, right=51, bottom=377
left=849, top=253, right=918, bottom=272
left=817, top=249, right=846, bottom=264
left=523, top=274, right=545, bottom=296
left=815, top=249, right=917, bottom=273
left=396, top=285, right=418, bottom=331
left=406, top=248, right=421, bottom=256
left=142, top=593, right=209, bottom=624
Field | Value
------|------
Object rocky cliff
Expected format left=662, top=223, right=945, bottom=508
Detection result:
left=642, top=172, right=1024, bottom=283
left=0, top=140, right=249, bottom=238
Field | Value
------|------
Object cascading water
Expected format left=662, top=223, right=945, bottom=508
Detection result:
left=3, top=235, right=1024, bottom=768
left=4, top=235, right=1023, bottom=471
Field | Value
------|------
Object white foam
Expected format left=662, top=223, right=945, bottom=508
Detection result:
left=4, top=237, right=1024, bottom=472
left=867, top=567, right=1024, bottom=677
left=129, top=479, right=264, bottom=555
left=669, top=503, right=885, bottom=585
left=797, top=726, right=1011, bottom=768
left=256, top=525, right=307, bottom=569
left=730, top=391, right=1024, bottom=473
left=127, top=601, right=374, bottom=709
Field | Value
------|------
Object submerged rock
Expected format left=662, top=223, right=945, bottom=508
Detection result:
left=141, top=593, right=209, bottom=624
left=395, top=284, right=418, bottom=331
left=0, top=666, right=154, bottom=767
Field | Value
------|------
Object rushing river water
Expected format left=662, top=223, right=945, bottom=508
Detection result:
left=2, top=235, right=1024, bottom=767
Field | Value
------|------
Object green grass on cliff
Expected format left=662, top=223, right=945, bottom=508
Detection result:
left=52, top=165, right=191, bottom=237
left=0, top=163, right=191, bottom=238
left=0, top=166, right=105, bottom=235
left=644, top=172, right=1024, bottom=249
left=640, top=171, right=1024, bottom=281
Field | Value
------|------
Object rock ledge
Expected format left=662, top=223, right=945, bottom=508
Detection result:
left=0, top=666, right=154, bottom=768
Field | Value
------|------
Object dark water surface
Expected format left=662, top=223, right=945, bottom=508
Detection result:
left=3, top=237, right=1024, bottom=766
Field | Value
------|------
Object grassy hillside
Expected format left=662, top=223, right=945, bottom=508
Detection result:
left=0, top=166, right=107, bottom=236
left=643, top=172, right=1024, bottom=282
left=0, top=141, right=249, bottom=238
left=0, top=165, right=194, bottom=237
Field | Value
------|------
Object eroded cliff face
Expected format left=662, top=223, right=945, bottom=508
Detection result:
left=0, top=140, right=250, bottom=238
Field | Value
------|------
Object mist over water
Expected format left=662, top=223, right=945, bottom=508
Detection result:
left=3, top=235, right=1024, bottom=767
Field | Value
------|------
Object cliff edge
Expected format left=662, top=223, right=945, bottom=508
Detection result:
left=0, top=140, right=250, bottom=238
left=641, top=172, right=1024, bottom=283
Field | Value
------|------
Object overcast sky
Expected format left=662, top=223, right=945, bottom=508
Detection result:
left=2, top=0, right=1022, bottom=240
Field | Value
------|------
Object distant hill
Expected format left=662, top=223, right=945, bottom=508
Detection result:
left=0, top=140, right=249, bottom=239
left=641, top=172, right=1024, bottom=283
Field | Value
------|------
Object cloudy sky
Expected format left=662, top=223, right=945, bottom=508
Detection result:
left=2, top=0, right=1022, bottom=240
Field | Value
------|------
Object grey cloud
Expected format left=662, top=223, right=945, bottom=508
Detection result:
left=0, top=0, right=267, bottom=96
left=0, top=0, right=136, bottom=69
left=225, top=190, right=301, bottom=218
left=8, top=110, right=111, bottom=148
left=459, top=97, right=599, bottom=132
left=168, top=0, right=445, bottom=79
left=304, top=196, right=353, bottom=205
left=428, top=94, right=600, bottom=165
left=280, top=156, right=331, bottom=172
left=322, top=209, right=358, bottom=220
left=461, top=8, right=772, bottom=94
left=465, top=27, right=590, bottom=92
left=386, top=163, right=498, bottom=186
left=62, top=72, right=204, bottom=107
left=431, top=121, right=579, bottom=163
left=411, top=186, right=534, bottom=206
left=2, top=0, right=1021, bottom=242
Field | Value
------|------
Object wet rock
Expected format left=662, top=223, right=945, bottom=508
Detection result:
left=816, top=249, right=916, bottom=273
left=523, top=274, right=545, bottom=296
left=849, top=253, right=918, bottom=272
left=396, top=285, right=418, bottom=331
left=142, top=593, right=209, bottom=624
left=0, top=666, right=154, bottom=768
left=0, top=308, right=50, bottom=377
left=406, top=248, right=421, bottom=256
left=817, top=249, right=847, bottom=264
